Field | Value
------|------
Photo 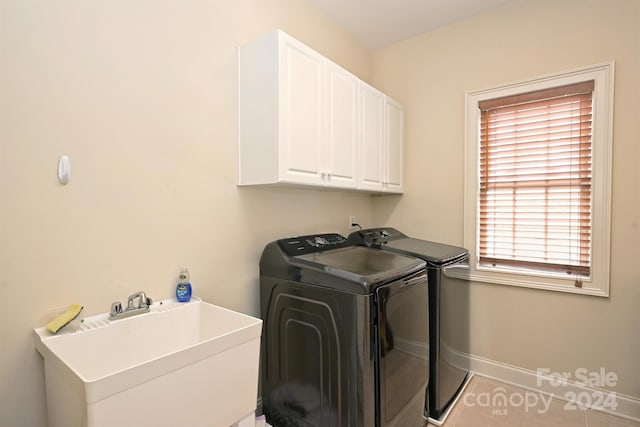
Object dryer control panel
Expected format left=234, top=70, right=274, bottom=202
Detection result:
left=347, top=227, right=407, bottom=247
left=277, top=233, right=349, bottom=256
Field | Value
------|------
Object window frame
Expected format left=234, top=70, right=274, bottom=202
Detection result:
left=457, top=62, right=614, bottom=297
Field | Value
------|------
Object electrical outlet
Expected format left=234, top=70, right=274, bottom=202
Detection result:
left=349, top=215, right=357, bottom=230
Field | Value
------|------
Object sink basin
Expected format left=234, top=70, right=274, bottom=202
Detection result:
left=34, top=298, right=262, bottom=427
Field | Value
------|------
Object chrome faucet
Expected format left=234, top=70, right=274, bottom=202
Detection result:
left=109, top=291, right=153, bottom=320
left=127, top=291, right=152, bottom=310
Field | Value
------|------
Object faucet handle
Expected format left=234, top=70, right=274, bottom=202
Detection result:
left=110, top=301, right=123, bottom=318
left=141, top=295, right=152, bottom=308
left=136, top=291, right=152, bottom=309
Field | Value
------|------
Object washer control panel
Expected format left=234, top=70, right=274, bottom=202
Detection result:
left=277, top=233, right=349, bottom=256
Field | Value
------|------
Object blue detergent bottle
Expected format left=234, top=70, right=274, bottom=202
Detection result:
left=176, top=267, right=192, bottom=302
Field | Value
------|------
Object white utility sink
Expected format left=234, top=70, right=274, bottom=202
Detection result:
left=34, top=298, right=262, bottom=427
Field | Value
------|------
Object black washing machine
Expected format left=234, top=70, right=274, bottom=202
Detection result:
left=348, top=228, right=470, bottom=423
left=260, top=233, right=429, bottom=427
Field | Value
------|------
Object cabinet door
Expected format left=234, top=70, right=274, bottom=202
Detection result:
left=385, top=97, right=404, bottom=193
left=278, top=36, right=325, bottom=185
left=325, top=62, right=358, bottom=188
left=359, top=83, right=385, bottom=191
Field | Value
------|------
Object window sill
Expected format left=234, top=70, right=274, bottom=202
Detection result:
left=444, top=266, right=609, bottom=297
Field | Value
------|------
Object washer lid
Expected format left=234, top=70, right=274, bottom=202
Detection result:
left=292, top=246, right=425, bottom=289
left=384, top=238, right=468, bottom=265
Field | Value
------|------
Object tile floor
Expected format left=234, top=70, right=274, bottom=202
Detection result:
left=429, top=376, right=640, bottom=427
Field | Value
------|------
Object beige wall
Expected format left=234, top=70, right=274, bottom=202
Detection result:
left=0, top=1, right=374, bottom=426
left=3, top=0, right=639, bottom=425
left=371, top=0, right=640, bottom=398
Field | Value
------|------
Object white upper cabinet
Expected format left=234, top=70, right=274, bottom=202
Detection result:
left=359, top=83, right=385, bottom=191
left=278, top=36, right=326, bottom=185
left=359, top=83, right=404, bottom=193
left=325, top=61, right=359, bottom=188
left=238, top=30, right=402, bottom=194
left=385, top=97, right=404, bottom=193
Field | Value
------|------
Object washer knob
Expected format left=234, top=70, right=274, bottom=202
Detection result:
left=315, top=236, right=328, bottom=246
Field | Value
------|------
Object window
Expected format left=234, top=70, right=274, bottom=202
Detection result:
left=461, top=63, right=614, bottom=296
left=479, top=81, right=594, bottom=279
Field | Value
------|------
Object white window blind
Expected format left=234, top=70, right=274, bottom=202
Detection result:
left=478, top=80, right=594, bottom=279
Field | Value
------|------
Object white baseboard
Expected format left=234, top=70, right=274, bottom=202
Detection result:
left=442, top=343, right=640, bottom=423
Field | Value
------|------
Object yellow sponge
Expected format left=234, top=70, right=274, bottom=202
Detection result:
left=46, top=304, right=83, bottom=334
